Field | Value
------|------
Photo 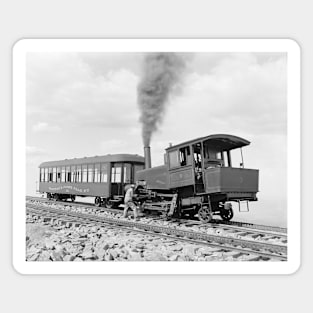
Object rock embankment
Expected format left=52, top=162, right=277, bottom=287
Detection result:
left=26, top=215, right=255, bottom=262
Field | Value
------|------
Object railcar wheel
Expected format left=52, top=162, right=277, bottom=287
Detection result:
left=95, top=197, right=101, bottom=207
left=198, top=206, right=212, bottom=223
left=220, top=208, right=234, bottom=221
left=106, top=202, right=113, bottom=209
left=102, top=199, right=113, bottom=208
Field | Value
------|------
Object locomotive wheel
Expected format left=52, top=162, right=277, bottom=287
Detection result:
left=198, top=206, right=212, bottom=223
left=220, top=208, right=234, bottom=221
left=95, top=197, right=101, bottom=207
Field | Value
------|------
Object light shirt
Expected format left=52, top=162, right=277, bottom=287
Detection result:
left=124, top=187, right=133, bottom=203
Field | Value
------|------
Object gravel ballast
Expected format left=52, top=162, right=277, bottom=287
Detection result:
left=26, top=215, right=257, bottom=262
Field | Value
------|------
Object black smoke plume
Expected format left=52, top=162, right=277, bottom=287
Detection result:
left=137, top=53, right=187, bottom=147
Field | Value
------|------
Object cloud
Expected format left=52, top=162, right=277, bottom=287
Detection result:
left=32, top=122, right=61, bottom=132
left=158, top=53, right=287, bottom=143
left=27, top=53, right=140, bottom=132
left=26, top=145, right=49, bottom=167
left=26, top=145, right=46, bottom=156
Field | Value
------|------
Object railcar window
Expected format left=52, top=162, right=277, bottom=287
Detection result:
left=94, top=163, right=100, bottom=182
left=169, top=150, right=180, bottom=168
left=57, top=167, right=61, bottom=182
left=48, top=168, right=53, bottom=182
left=82, top=165, right=87, bottom=183
left=45, top=168, right=49, bottom=182
left=123, top=164, right=131, bottom=183
left=70, top=166, right=75, bottom=183
left=76, top=165, right=82, bottom=183
left=66, top=166, right=71, bottom=182
left=101, top=163, right=108, bottom=183
left=61, top=167, right=66, bottom=182
left=52, top=167, right=57, bottom=182
left=88, top=164, right=94, bottom=183
left=111, top=164, right=122, bottom=183
left=40, top=168, right=44, bottom=182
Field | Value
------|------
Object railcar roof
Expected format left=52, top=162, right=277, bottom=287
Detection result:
left=166, top=134, right=250, bottom=151
left=39, top=154, right=144, bottom=168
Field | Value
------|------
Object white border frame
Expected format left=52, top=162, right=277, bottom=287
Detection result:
left=13, top=39, right=300, bottom=275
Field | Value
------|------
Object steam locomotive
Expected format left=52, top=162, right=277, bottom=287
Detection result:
left=38, top=134, right=259, bottom=222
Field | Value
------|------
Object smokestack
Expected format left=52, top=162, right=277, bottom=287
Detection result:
left=144, top=146, right=152, bottom=169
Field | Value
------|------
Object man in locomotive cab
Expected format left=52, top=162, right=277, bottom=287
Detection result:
left=122, top=184, right=138, bottom=220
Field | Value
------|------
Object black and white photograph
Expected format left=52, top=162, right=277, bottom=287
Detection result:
left=13, top=39, right=300, bottom=274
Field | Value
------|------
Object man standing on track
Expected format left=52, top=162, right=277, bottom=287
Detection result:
left=123, top=184, right=138, bottom=220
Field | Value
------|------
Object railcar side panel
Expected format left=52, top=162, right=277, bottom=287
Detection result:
left=39, top=182, right=109, bottom=197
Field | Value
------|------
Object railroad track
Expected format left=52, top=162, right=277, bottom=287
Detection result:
left=26, top=196, right=287, bottom=234
left=26, top=201, right=287, bottom=261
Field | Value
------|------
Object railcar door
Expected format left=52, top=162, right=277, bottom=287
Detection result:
left=123, top=163, right=132, bottom=185
left=110, top=163, right=123, bottom=196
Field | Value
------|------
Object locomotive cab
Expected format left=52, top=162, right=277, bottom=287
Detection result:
left=165, top=134, right=259, bottom=221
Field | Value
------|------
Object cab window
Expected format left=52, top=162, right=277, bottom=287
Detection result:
left=169, top=150, right=179, bottom=168
left=179, top=146, right=191, bottom=166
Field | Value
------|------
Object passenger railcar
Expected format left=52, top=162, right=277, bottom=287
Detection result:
left=135, top=134, right=259, bottom=222
left=38, top=154, right=145, bottom=207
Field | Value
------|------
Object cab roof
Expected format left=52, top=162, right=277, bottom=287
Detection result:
left=166, top=134, right=250, bottom=152
left=39, top=154, right=144, bottom=168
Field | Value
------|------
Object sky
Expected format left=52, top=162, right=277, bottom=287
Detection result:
left=26, top=52, right=287, bottom=227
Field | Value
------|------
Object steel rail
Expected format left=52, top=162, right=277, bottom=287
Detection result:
left=26, top=196, right=287, bottom=237
left=210, top=219, right=287, bottom=234
left=26, top=207, right=286, bottom=261
left=26, top=203, right=287, bottom=259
